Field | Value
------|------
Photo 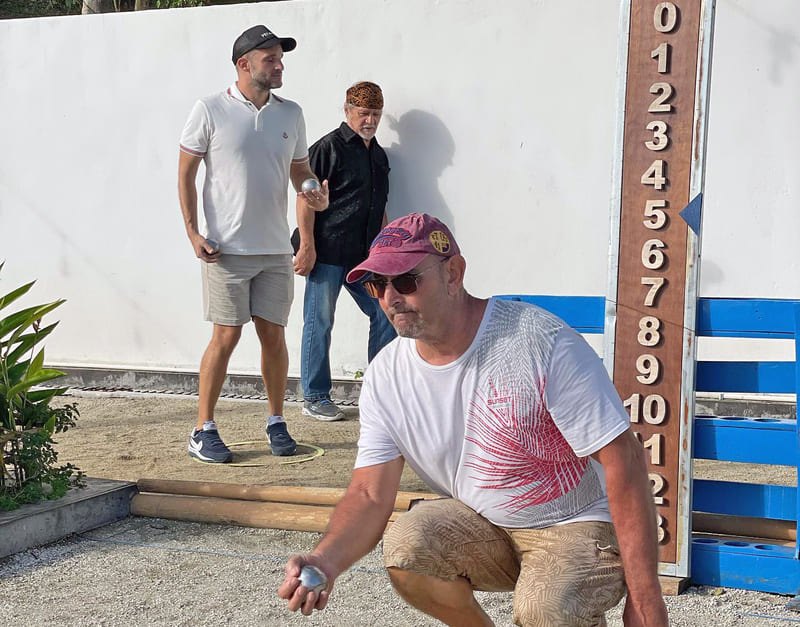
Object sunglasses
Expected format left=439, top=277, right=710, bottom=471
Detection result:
left=363, top=258, right=447, bottom=298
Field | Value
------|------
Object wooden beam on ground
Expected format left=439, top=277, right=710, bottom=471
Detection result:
left=693, top=513, right=796, bottom=542
left=658, top=575, right=690, bottom=596
left=130, top=493, right=402, bottom=533
left=136, top=478, right=434, bottom=511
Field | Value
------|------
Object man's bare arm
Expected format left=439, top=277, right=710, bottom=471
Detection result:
left=178, top=151, right=218, bottom=261
left=290, top=159, right=328, bottom=275
left=592, top=429, right=668, bottom=627
left=278, top=456, right=404, bottom=615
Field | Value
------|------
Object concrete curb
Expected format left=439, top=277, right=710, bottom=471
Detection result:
left=47, top=366, right=797, bottom=416
left=48, top=365, right=362, bottom=404
left=0, top=477, right=137, bottom=559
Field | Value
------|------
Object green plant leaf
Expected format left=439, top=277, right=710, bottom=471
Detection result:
left=43, top=413, right=56, bottom=436
left=3, top=322, right=59, bottom=365
left=28, top=348, right=45, bottom=377
left=4, top=360, right=31, bottom=386
left=7, top=369, right=65, bottom=398
left=25, top=388, right=67, bottom=403
left=0, top=301, right=64, bottom=343
left=0, top=281, right=35, bottom=312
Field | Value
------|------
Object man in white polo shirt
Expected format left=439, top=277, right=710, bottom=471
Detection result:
left=178, top=25, right=329, bottom=462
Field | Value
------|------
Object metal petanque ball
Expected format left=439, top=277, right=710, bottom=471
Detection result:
left=205, top=238, right=220, bottom=254
left=299, top=565, right=328, bottom=595
left=301, top=178, right=321, bottom=193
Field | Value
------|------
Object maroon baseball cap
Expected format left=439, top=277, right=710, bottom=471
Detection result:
left=346, top=213, right=460, bottom=283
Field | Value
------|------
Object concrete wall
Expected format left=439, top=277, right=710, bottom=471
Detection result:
left=0, top=0, right=798, bottom=378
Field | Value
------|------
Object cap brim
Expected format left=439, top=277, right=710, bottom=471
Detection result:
left=346, top=251, right=429, bottom=283
left=256, top=37, right=296, bottom=52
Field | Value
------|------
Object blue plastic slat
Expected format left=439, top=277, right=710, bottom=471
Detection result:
left=494, top=296, right=800, bottom=338
left=696, top=361, right=796, bottom=394
left=493, top=295, right=604, bottom=333
left=691, top=537, right=800, bottom=594
left=694, top=416, right=797, bottom=465
left=693, top=479, right=797, bottom=520
left=697, top=299, right=800, bottom=338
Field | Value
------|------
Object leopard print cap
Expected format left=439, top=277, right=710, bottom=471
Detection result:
left=346, top=82, right=384, bottom=109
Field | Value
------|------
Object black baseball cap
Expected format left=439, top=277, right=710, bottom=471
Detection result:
left=232, top=25, right=297, bottom=64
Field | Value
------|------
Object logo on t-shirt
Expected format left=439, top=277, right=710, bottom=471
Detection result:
left=487, top=395, right=511, bottom=409
left=282, top=132, right=289, bottom=139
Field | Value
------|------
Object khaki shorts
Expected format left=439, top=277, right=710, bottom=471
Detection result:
left=383, top=499, right=627, bottom=627
left=201, top=254, right=293, bottom=327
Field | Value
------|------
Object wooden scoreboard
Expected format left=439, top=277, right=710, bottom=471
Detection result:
left=606, top=0, right=715, bottom=577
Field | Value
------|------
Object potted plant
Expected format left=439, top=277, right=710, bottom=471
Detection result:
left=0, top=262, right=83, bottom=511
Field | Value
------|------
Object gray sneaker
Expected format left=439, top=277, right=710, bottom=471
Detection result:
left=303, top=399, right=345, bottom=422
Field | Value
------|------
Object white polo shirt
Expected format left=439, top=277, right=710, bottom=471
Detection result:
left=179, top=83, right=309, bottom=255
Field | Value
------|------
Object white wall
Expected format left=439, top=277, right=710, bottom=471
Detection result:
left=0, top=0, right=797, bottom=377
left=701, top=0, right=800, bottom=298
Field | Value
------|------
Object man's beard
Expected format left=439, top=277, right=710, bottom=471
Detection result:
left=389, top=307, right=424, bottom=338
left=251, top=71, right=281, bottom=91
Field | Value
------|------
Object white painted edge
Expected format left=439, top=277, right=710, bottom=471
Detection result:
left=604, top=0, right=633, bottom=379
left=668, top=0, right=717, bottom=579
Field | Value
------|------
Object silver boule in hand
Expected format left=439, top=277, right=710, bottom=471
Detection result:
left=205, top=238, right=220, bottom=254
left=301, top=178, right=321, bottom=193
left=299, top=565, right=328, bottom=595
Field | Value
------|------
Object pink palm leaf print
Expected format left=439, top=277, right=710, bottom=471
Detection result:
left=464, top=384, right=588, bottom=515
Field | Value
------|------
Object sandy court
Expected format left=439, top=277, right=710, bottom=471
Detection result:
left=52, top=392, right=796, bottom=490
left=52, top=393, right=428, bottom=492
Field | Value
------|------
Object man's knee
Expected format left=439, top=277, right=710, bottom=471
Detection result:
left=210, top=324, right=242, bottom=353
left=383, top=507, right=437, bottom=572
left=512, top=590, right=617, bottom=627
left=510, top=522, right=626, bottom=627
left=253, top=317, right=285, bottom=348
left=386, top=565, right=420, bottom=595
left=387, top=566, right=475, bottom=612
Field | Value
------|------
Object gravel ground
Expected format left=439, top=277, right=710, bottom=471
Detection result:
left=2, top=516, right=800, bottom=626
left=3, top=393, right=800, bottom=625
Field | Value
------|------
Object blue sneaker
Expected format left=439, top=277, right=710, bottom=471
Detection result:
left=188, top=421, right=232, bottom=463
left=266, top=420, right=297, bottom=456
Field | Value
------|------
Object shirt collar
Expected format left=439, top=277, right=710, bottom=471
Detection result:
left=227, top=82, right=281, bottom=107
left=338, top=121, right=362, bottom=144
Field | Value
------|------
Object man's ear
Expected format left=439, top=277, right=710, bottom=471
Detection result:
left=236, top=56, right=249, bottom=73
left=446, top=255, right=466, bottom=296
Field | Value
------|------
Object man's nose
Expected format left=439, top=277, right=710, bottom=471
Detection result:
left=382, top=281, right=402, bottom=307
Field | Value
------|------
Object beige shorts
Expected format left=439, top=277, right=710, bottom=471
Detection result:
left=383, top=498, right=627, bottom=627
left=201, top=254, right=293, bottom=327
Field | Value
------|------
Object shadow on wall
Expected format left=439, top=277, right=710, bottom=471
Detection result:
left=384, top=109, right=455, bottom=230
left=730, top=3, right=798, bottom=85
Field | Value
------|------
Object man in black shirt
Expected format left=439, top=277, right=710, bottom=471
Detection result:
left=293, top=82, right=396, bottom=421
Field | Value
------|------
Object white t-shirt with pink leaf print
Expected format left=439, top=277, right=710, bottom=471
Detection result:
left=355, top=297, right=631, bottom=528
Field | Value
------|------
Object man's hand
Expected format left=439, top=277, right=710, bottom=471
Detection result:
left=298, top=179, right=330, bottom=212
left=277, top=554, right=334, bottom=616
left=189, top=232, right=221, bottom=263
left=622, top=591, right=669, bottom=627
left=293, top=245, right=316, bottom=276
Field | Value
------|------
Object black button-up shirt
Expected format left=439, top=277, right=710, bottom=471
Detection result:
left=308, top=122, right=390, bottom=268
